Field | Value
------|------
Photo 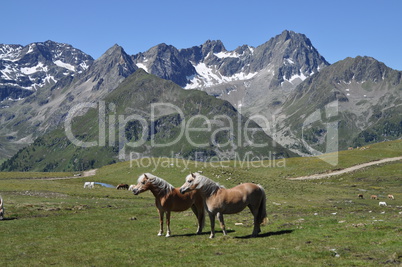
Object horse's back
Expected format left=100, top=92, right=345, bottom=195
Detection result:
left=229, top=183, right=264, bottom=199
left=209, top=183, right=264, bottom=213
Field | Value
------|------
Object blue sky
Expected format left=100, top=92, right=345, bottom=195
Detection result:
left=2, top=0, right=402, bottom=70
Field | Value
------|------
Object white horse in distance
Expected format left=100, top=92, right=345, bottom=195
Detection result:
left=84, top=182, right=95, bottom=189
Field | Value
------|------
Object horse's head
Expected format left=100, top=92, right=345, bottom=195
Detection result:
left=132, top=173, right=153, bottom=195
left=180, top=173, right=199, bottom=194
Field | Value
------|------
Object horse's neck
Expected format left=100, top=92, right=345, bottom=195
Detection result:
left=150, top=184, right=171, bottom=198
left=150, top=187, right=163, bottom=198
left=201, top=181, right=221, bottom=197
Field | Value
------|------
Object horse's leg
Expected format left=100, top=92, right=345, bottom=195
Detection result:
left=208, top=212, right=216, bottom=238
left=191, top=205, right=203, bottom=234
left=249, top=204, right=261, bottom=237
left=198, top=206, right=205, bottom=234
left=165, top=211, right=171, bottom=237
left=217, top=212, right=227, bottom=235
left=158, top=209, right=164, bottom=236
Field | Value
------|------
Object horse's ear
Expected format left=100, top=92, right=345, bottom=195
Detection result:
left=143, top=173, right=148, bottom=178
left=191, top=173, right=196, bottom=178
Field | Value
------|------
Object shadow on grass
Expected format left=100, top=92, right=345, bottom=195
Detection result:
left=171, top=229, right=235, bottom=237
left=235, top=229, right=294, bottom=239
left=1, top=217, right=18, bottom=221
left=172, top=229, right=293, bottom=238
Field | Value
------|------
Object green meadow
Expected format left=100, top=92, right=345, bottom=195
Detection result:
left=1, top=140, right=401, bottom=266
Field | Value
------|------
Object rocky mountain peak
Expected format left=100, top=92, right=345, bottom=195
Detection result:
left=201, top=39, right=226, bottom=55
left=79, top=44, right=137, bottom=93
left=328, top=56, right=394, bottom=83
left=0, top=40, right=93, bottom=102
left=98, top=44, right=127, bottom=61
left=132, top=43, right=196, bottom=87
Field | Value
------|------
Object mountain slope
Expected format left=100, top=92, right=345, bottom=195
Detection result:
left=275, top=56, right=402, bottom=155
left=0, top=41, right=93, bottom=100
left=0, top=44, right=137, bottom=160
left=1, top=69, right=294, bottom=171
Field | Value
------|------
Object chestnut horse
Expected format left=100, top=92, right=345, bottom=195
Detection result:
left=180, top=173, right=267, bottom=238
left=131, top=173, right=205, bottom=237
left=116, top=184, right=129, bottom=190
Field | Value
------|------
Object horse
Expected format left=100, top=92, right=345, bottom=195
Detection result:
left=370, top=195, right=378, bottom=200
left=116, top=184, right=129, bottom=190
left=357, top=194, right=364, bottom=199
left=131, top=173, right=205, bottom=237
left=180, top=173, right=267, bottom=238
left=0, top=195, right=4, bottom=220
left=379, top=201, right=387, bottom=207
left=84, top=182, right=94, bottom=189
left=388, top=194, right=395, bottom=200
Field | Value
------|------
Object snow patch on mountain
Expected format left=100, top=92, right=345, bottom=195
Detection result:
left=214, top=45, right=254, bottom=59
left=1, top=64, right=14, bottom=79
left=286, top=72, right=308, bottom=84
left=185, top=62, right=257, bottom=89
left=21, top=62, right=48, bottom=75
left=54, top=60, right=75, bottom=71
left=136, top=63, right=149, bottom=72
left=0, top=45, right=23, bottom=61
left=214, top=51, right=240, bottom=59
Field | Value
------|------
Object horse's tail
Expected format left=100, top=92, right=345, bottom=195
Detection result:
left=257, top=185, right=268, bottom=225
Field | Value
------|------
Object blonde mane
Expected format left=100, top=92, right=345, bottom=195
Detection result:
left=139, top=173, right=174, bottom=195
left=193, top=173, right=223, bottom=196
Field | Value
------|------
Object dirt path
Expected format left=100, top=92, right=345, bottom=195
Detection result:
left=45, top=169, right=98, bottom=180
left=287, top=156, right=402, bottom=181
left=38, top=169, right=98, bottom=180
left=82, top=169, right=97, bottom=177
left=2, top=169, right=99, bottom=180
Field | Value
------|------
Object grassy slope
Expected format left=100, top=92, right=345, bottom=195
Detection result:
left=0, top=140, right=401, bottom=266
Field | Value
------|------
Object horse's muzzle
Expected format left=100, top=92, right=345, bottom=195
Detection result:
left=132, top=189, right=140, bottom=195
left=179, top=187, right=188, bottom=194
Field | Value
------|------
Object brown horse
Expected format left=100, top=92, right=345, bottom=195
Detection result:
left=180, top=173, right=267, bottom=238
left=131, top=173, right=205, bottom=237
left=116, top=184, right=129, bottom=190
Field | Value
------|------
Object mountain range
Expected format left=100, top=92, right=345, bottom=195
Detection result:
left=1, top=69, right=294, bottom=171
left=1, top=30, right=401, bottom=171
